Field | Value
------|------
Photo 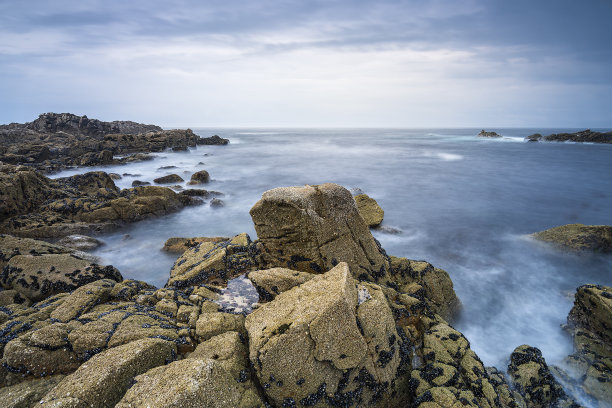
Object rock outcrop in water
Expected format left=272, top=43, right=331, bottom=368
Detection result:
left=0, top=113, right=228, bottom=173
left=0, top=163, right=200, bottom=238
left=527, top=129, right=612, bottom=143
left=532, top=223, right=612, bottom=253
left=478, top=130, right=502, bottom=138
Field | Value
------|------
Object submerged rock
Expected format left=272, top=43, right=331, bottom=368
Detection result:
left=354, top=193, right=384, bottom=227
left=250, top=183, right=390, bottom=282
left=532, top=223, right=612, bottom=253
left=57, top=234, right=104, bottom=251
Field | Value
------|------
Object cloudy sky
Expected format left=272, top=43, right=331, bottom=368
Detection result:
left=1, top=0, right=611, bottom=127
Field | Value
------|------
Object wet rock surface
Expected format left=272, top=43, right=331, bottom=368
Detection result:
left=527, top=129, right=612, bottom=143
left=162, top=236, right=230, bottom=254
left=532, top=223, right=612, bottom=253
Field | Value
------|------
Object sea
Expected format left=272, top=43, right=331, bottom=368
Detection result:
left=51, top=128, right=612, bottom=392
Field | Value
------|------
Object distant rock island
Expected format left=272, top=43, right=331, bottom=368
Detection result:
left=477, top=129, right=502, bottom=138
left=527, top=129, right=612, bottom=143
left=0, top=113, right=229, bottom=173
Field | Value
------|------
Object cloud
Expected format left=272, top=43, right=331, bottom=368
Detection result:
left=0, top=0, right=611, bottom=126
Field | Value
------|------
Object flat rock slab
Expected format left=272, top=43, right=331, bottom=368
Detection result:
left=1, top=254, right=122, bottom=302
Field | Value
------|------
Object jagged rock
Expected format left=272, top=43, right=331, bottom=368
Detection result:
left=388, top=257, right=461, bottom=322
left=354, top=193, right=384, bottom=227
left=153, top=174, right=184, bottom=184
left=563, top=284, right=612, bottom=405
left=39, top=338, right=176, bottom=408
left=0, top=166, right=198, bottom=238
left=532, top=224, right=612, bottom=253
left=478, top=129, right=502, bottom=138
left=245, top=262, right=410, bottom=407
left=187, top=170, right=210, bottom=184
left=167, top=233, right=260, bottom=288
left=162, top=236, right=229, bottom=254
left=56, top=234, right=104, bottom=251
left=527, top=129, right=612, bottom=143
left=0, top=375, right=64, bottom=408
left=197, top=134, right=229, bottom=145
left=409, top=322, right=519, bottom=408
left=508, top=345, right=574, bottom=408
left=1, top=254, right=122, bottom=302
left=247, top=267, right=314, bottom=301
left=250, top=183, right=390, bottom=282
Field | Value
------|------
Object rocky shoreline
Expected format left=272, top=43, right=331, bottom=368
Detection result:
left=0, top=113, right=229, bottom=173
left=0, top=115, right=610, bottom=407
left=527, top=129, right=612, bottom=144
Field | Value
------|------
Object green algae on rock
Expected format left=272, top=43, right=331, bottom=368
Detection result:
left=532, top=223, right=612, bottom=253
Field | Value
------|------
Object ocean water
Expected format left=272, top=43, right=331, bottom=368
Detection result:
left=51, top=128, right=612, bottom=379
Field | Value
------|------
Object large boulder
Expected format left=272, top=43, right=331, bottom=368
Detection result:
left=1, top=253, right=122, bottom=301
left=532, top=224, right=612, bottom=253
left=250, top=183, right=390, bottom=282
left=245, top=262, right=410, bottom=407
left=354, top=194, right=384, bottom=228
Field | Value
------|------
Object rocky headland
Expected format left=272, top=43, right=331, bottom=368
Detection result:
left=1, top=178, right=610, bottom=407
left=0, top=113, right=229, bottom=173
left=527, top=129, right=612, bottom=144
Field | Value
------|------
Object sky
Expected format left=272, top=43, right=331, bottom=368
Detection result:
left=1, top=0, right=611, bottom=128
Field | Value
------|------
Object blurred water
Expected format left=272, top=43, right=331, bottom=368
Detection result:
left=51, top=128, right=612, bottom=374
